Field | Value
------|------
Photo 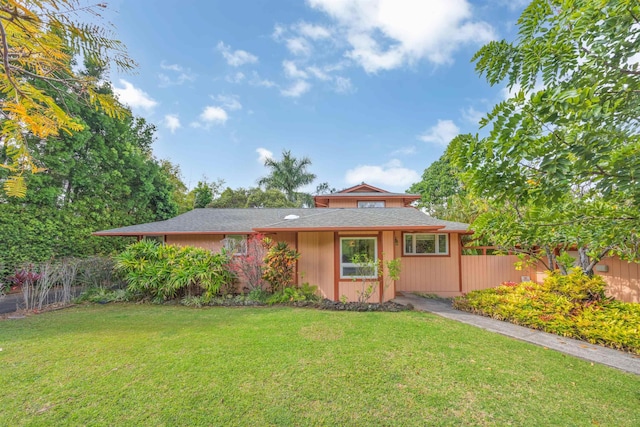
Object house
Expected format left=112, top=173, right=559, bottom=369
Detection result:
left=94, top=183, right=471, bottom=302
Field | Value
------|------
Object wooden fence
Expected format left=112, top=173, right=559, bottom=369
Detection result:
left=460, top=250, right=639, bottom=303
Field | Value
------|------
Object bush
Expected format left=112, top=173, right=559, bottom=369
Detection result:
left=267, top=283, right=319, bottom=305
left=262, top=240, right=300, bottom=292
left=453, top=268, right=640, bottom=354
left=115, top=240, right=236, bottom=300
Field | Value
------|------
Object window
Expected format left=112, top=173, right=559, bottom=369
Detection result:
left=357, top=200, right=385, bottom=208
left=142, top=235, right=163, bottom=243
left=404, top=233, right=448, bottom=255
left=340, top=237, right=377, bottom=278
left=223, top=235, right=247, bottom=255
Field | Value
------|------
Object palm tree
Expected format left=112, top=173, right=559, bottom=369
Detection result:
left=257, top=150, right=316, bottom=205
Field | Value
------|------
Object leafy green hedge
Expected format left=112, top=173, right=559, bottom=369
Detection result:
left=115, top=240, right=236, bottom=301
left=453, top=268, right=640, bottom=354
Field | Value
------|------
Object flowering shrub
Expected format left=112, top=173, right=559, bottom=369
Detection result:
left=453, top=268, right=639, bottom=354
left=262, top=240, right=300, bottom=292
left=229, top=233, right=270, bottom=291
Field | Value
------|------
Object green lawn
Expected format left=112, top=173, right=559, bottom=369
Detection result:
left=1, top=305, right=638, bottom=426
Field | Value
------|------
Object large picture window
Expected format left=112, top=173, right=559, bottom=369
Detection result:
left=404, top=233, right=448, bottom=255
left=340, top=237, right=378, bottom=278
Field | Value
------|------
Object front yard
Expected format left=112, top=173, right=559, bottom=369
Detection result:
left=1, top=305, right=638, bottom=426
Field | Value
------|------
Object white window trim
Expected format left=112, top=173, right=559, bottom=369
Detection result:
left=223, top=235, right=247, bottom=255
left=339, top=237, right=378, bottom=279
left=403, top=233, right=449, bottom=256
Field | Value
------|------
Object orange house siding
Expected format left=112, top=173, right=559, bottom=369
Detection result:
left=297, top=231, right=335, bottom=300
left=395, top=232, right=461, bottom=297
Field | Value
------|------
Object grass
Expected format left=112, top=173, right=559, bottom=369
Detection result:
left=1, top=305, right=639, bottom=426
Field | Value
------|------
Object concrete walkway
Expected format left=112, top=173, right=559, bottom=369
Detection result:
left=393, top=293, right=640, bottom=376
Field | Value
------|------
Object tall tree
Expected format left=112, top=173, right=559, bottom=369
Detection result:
left=449, top=0, right=640, bottom=274
left=192, top=178, right=224, bottom=209
left=0, top=63, right=177, bottom=277
left=0, top=0, right=134, bottom=197
left=208, top=187, right=295, bottom=208
left=258, top=150, right=316, bottom=205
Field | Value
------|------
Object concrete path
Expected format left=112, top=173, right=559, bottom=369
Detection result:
left=393, top=293, right=640, bottom=376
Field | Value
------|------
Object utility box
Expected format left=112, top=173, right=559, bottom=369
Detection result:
left=595, top=265, right=609, bottom=273
left=520, top=276, right=531, bottom=282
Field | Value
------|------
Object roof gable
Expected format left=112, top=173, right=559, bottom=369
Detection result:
left=338, top=183, right=389, bottom=194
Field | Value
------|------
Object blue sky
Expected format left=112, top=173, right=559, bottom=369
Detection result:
left=104, top=0, right=527, bottom=193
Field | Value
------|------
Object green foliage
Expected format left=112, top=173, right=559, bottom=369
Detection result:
left=266, top=283, right=319, bottom=305
left=262, top=240, right=300, bottom=292
left=257, top=149, right=316, bottom=205
left=208, top=187, right=295, bottom=208
left=77, top=287, right=132, bottom=304
left=192, top=178, right=224, bottom=209
left=0, top=64, right=181, bottom=278
left=454, top=269, right=639, bottom=354
left=115, top=241, right=236, bottom=300
left=449, top=0, right=640, bottom=273
left=350, top=254, right=402, bottom=303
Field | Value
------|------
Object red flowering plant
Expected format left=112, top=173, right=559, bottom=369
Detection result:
left=7, top=264, right=42, bottom=292
left=229, top=233, right=271, bottom=291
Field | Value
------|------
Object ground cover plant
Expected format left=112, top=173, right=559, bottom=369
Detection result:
left=454, top=268, right=640, bottom=354
left=1, top=305, right=638, bottom=426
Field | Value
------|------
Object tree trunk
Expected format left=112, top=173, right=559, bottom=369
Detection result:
left=577, top=247, right=594, bottom=276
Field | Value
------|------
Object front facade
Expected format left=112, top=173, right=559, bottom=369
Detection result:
left=95, top=183, right=470, bottom=302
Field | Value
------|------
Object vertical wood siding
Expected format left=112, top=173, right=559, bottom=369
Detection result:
left=461, top=255, right=532, bottom=293
left=297, top=231, right=335, bottom=300
left=395, top=233, right=461, bottom=296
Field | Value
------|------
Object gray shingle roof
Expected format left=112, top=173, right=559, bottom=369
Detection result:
left=94, top=208, right=469, bottom=235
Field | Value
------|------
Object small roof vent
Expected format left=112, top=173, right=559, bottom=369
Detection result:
left=284, top=214, right=300, bottom=220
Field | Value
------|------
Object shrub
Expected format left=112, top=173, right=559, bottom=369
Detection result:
left=262, top=240, right=300, bottom=292
left=229, top=233, right=270, bottom=291
left=454, top=269, right=640, bottom=354
left=115, top=241, right=236, bottom=300
left=266, top=283, right=319, bottom=305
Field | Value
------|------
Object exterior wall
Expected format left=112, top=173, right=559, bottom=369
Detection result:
left=165, top=234, right=224, bottom=251
left=297, top=231, right=335, bottom=300
left=326, top=198, right=406, bottom=208
left=395, top=232, right=461, bottom=297
left=461, top=255, right=533, bottom=293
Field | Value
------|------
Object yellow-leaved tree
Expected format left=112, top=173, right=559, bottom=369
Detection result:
left=0, top=0, right=135, bottom=197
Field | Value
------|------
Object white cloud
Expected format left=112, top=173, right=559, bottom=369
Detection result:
left=158, top=61, right=195, bottom=87
left=256, top=147, right=274, bottom=164
left=419, top=119, right=460, bottom=145
left=226, top=72, right=246, bottom=83
left=113, top=79, right=157, bottom=111
left=249, top=71, right=277, bottom=88
left=307, top=66, right=331, bottom=81
left=296, top=22, right=332, bottom=40
left=283, top=60, right=308, bottom=79
left=391, top=145, right=417, bottom=155
left=461, top=106, right=484, bottom=125
left=281, top=80, right=311, bottom=97
left=628, top=52, right=640, bottom=66
left=307, top=0, right=496, bottom=72
left=286, top=37, right=312, bottom=56
left=163, top=114, right=181, bottom=133
left=200, top=106, right=228, bottom=125
left=345, top=159, right=420, bottom=187
left=211, top=94, right=242, bottom=111
left=217, top=41, right=258, bottom=67
left=334, top=76, right=353, bottom=93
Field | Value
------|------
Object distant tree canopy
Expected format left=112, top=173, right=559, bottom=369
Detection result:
left=408, top=152, right=485, bottom=224
left=208, top=187, right=296, bottom=208
left=0, top=63, right=180, bottom=277
left=258, top=150, right=316, bottom=206
left=448, top=0, right=640, bottom=275
left=0, top=0, right=135, bottom=197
